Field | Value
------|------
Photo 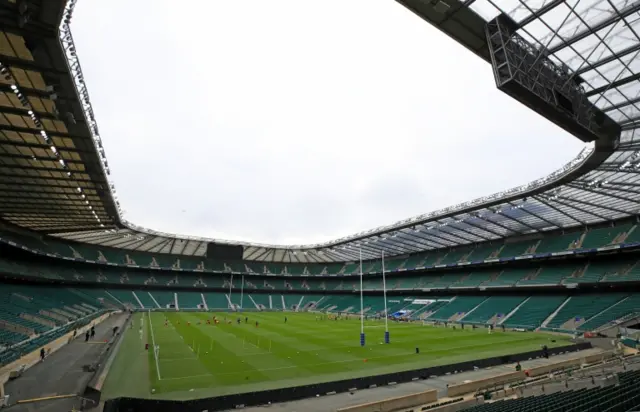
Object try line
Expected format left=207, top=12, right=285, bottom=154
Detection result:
left=148, top=311, right=162, bottom=380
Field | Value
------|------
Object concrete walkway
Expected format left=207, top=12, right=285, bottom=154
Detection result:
left=4, top=313, right=127, bottom=412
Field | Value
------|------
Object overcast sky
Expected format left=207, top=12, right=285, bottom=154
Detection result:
left=72, top=0, right=584, bottom=245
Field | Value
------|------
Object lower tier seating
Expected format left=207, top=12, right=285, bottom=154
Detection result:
left=463, top=370, right=640, bottom=412
left=2, top=283, right=639, bottom=369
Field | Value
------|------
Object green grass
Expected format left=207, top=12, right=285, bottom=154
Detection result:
left=101, top=311, right=572, bottom=400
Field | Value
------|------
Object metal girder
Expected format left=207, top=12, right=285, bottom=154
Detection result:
left=553, top=195, right=617, bottom=220
left=534, top=196, right=586, bottom=226
left=546, top=1, right=640, bottom=55
left=586, top=72, right=640, bottom=98
left=603, top=95, right=640, bottom=114
left=508, top=201, right=563, bottom=229
left=576, top=43, right=640, bottom=76
left=516, top=0, right=565, bottom=28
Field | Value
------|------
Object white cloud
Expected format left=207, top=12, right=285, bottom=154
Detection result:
left=73, top=0, right=584, bottom=245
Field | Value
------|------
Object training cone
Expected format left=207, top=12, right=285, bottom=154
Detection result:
left=364, top=359, right=368, bottom=363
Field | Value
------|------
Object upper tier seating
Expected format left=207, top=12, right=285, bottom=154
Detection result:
left=1, top=220, right=638, bottom=275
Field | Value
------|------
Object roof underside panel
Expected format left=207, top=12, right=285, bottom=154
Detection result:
left=0, top=1, right=119, bottom=233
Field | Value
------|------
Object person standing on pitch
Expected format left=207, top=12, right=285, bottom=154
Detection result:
left=284, top=316, right=287, bottom=324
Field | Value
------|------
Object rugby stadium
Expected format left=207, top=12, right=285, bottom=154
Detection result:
left=0, top=1, right=640, bottom=412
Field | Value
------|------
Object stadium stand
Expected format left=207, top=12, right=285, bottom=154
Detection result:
left=502, top=296, right=568, bottom=330
left=3, top=220, right=640, bottom=277
left=462, top=369, right=640, bottom=412
left=0, top=0, right=639, bottom=409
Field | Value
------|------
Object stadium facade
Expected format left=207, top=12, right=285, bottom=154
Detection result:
left=1, top=0, right=640, bottom=410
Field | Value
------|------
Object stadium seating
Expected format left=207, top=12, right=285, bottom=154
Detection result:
left=429, top=296, right=487, bottom=322
left=0, top=284, right=116, bottom=366
left=502, top=296, right=567, bottom=329
left=204, top=292, right=231, bottom=309
left=463, top=370, right=640, bottom=412
left=518, top=265, right=577, bottom=285
left=2, top=220, right=640, bottom=277
left=176, top=292, right=204, bottom=309
left=545, top=294, right=626, bottom=331
left=482, top=269, right=530, bottom=287
left=577, top=294, right=640, bottom=331
left=135, top=291, right=158, bottom=309
left=461, top=296, right=527, bottom=325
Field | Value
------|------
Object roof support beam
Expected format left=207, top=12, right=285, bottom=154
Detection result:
left=603, top=95, right=640, bottom=113
left=439, top=221, right=491, bottom=241
left=0, top=84, right=82, bottom=106
left=0, top=152, right=87, bottom=165
left=243, top=248, right=264, bottom=260
left=576, top=43, right=640, bottom=76
left=508, top=201, right=563, bottom=228
left=0, top=105, right=61, bottom=121
left=563, top=185, right=640, bottom=207
left=437, top=224, right=480, bottom=243
left=586, top=72, right=640, bottom=98
left=0, top=139, right=93, bottom=155
left=547, top=1, right=640, bottom=54
left=474, top=214, right=520, bottom=235
left=598, top=165, right=640, bottom=173
left=0, top=173, right=99, bottom=183
left=621, top=114, right=640, bottom=129
left=56, top=231, right=122, bottom=243
left=550, top=196, right=612, bottom=221
left=557, top=193, right=633, bottom=216
left=516, top=0, right=565, bottom=28
left=394, top=231, right=440, bottom=249
left=534, top=196, right=586, bottom=225
left=407, top=228, right=451, bottom=248
left=110, top=237, right=147, bottom=250
left=431, top=222, right=477, bottom=244
left=568, top=182, right=640, bottom=197
left=146, top=238, right=172, bottom=254
left=131, top=236, right=161, bottom=252
left=366, top=239, right=418, bottom=255
left=492, top=208, right=540, bottom=232
left=615, top=141, right=640, bottom=151
left=457, top=218, right=503, bottom=238
left=422, top=229, right=463, bottom=247
left=41, top=225, right=115, bottom=234
left=178, top=240, right=189, bottom=255
left=189, top=242, right=205, bottom=257
left=0, top=122, right=88, bottom=140
left=0, top=54, right=68, bottom=76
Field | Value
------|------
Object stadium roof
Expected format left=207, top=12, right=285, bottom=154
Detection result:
left=0, top=0, right=639, bottom=263
left=0, top=0, right=119, bottom=233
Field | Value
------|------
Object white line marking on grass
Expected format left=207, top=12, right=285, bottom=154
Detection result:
left=160, top=373, right=213, bottom=381
left=160, top=357, right=203, bottom=362
left=148, top=311, right=162, bottom=381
